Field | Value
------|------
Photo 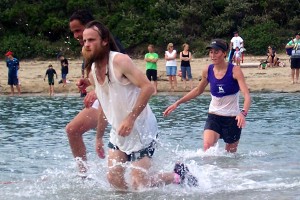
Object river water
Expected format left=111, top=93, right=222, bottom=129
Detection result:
left=0, top=93, right=299, bottom=200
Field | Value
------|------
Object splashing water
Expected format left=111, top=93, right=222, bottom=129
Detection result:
left=0, top=94, right=300, bottom=199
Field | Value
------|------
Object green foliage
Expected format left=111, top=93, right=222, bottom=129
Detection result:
left=242, top=21, right=283, bottom=55
left=0, top=0, right=299, bottom=59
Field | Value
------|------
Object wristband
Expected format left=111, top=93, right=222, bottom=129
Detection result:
left=241, top=110, right=248, bottom=117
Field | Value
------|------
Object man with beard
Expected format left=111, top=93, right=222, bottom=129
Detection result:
left=79, top=20, right=198, bottom=190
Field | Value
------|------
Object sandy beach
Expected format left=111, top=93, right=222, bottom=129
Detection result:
left=1, top=53, right=299, bottom=96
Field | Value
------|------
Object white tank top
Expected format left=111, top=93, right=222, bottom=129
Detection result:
left=208, top=92, right=240, bottom=116
left=91, top=51, right=158, bottom=154
left=165, top=50, right=177, bottom=66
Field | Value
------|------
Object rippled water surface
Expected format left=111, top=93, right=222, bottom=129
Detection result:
left=0, top=94, right=300, bottom=200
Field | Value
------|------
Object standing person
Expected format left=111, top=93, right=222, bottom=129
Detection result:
left=232, top=47, right=242, bottom=66
left=44, top=64, right=58, bottom=96
left=144, top=44, right=159, bottom=94
left=228, top=31, right=244, bottom=63
left=59, top=55, right=69, bottom=87
left=179, top=43, right=193, bottom=90
left=164, top=39, right=251, bottom=153
left=165, top=43, right=177, bottom=91
left=5, top=51, right=21, bottom=95
left=81, top=20, right=198, bottom=190
left=285, top=32, right=300, bottom=84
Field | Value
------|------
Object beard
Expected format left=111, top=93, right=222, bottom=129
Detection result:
left=82, top=46, right=108, bottom=64
left=82, top=45, right=109, bottom=75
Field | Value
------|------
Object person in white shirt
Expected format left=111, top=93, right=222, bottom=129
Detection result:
left=79, top=20, right=198, bottom=190
left=229, top=31, right=244, bottom=63
left=165, top=43, right=178, bottom=91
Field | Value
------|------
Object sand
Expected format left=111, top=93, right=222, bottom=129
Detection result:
left=1, top=53, right=299, bottom=96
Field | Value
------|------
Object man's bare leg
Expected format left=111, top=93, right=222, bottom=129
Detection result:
left=65, top=107, right=99, bottom=172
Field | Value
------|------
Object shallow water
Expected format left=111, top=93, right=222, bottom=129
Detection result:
left=0, top=93, right=300, bottom=200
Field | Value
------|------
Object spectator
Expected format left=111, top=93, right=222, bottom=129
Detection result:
left=233, top=47, right=242, bottom=66
left=266, top=46, right=279, bottom=67
left=179, top=43, right=193, bottom=90
left=5, top=51, right=21, bottom=95
left=285, top=32, right=300, bottom=84
left=59, top=55, right=69, bottom=87
left=144, top=44, right=159, bottom=94
left=229, top=31, right=244, bottom=63
left=165, top=43, right=177, bottom=91
left=44, top=64, right=58, bottom=96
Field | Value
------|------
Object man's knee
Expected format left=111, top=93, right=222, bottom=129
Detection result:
left=65, top=121, right=82, bottom=137
left=131, top=169, right=149, bottom=189
left=107, top=169, right=127, bottom=189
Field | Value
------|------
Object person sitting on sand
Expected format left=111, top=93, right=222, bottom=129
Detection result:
left=266, top=46, right=279, bottom=67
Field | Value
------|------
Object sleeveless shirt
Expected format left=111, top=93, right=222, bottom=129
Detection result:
left=180, top=51, right=190, bottom=67
left=91, top=51, right=158, bottom=154
left=207, top=63, right=240, bottom=116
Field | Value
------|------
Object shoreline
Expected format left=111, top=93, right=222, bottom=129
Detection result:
left=1, top=54, right=300, bottom=95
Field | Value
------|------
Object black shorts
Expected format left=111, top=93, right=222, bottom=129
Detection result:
left=204, top=113, right=241, bottom=144
left=108, top=140, right=156, bottom=162
left=146, top=69, right=157, bottom=81
left=48, top=79, right=54, bottom=85
left=8, top=75, right=19, bottom=86
left=291, top=57, right=300, bottom=69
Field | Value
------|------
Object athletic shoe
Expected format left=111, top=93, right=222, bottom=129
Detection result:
left=174, top=162, right=198, bottom=187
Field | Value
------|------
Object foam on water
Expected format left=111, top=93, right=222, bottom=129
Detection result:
left=1, top=94, right=300, bottom=199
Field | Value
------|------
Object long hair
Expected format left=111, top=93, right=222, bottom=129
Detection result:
left=84, top=20, right=120, bottom=80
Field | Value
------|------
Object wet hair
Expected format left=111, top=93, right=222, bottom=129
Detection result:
left=84, top=20, right=120, bottom=81
left=69, top=9, right=95, bottom=25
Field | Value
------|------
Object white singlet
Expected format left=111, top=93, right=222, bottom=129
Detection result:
left=91, top=51, right=157, bottom=154
left=165, top=50, right=177, bottom=66
left=209, top=92, right=240, bottom=116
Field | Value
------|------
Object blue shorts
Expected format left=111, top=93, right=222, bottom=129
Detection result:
left=8, top=75, right=19, bottom=86
left=181, top=66, right=192, bottom=80
left=204, top=113, right=241, bottom=144
left=108, top=140, right=156, bottom=162
left=61, top=73, right=67, bottom=79
left=166, top=66, right=177, bottom=76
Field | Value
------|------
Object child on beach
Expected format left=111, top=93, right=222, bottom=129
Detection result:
left=44, top=64, right=57, bottom=96
left=233, top=47, right=242, bottom=66
left=59, top=55, right=69, bottom=87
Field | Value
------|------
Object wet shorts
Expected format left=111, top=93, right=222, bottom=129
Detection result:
left=204, top=113, right=241, bottom=144
left=146, top=69, right=157, bottom=81
left=108, top=140, right=156, bottom=162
